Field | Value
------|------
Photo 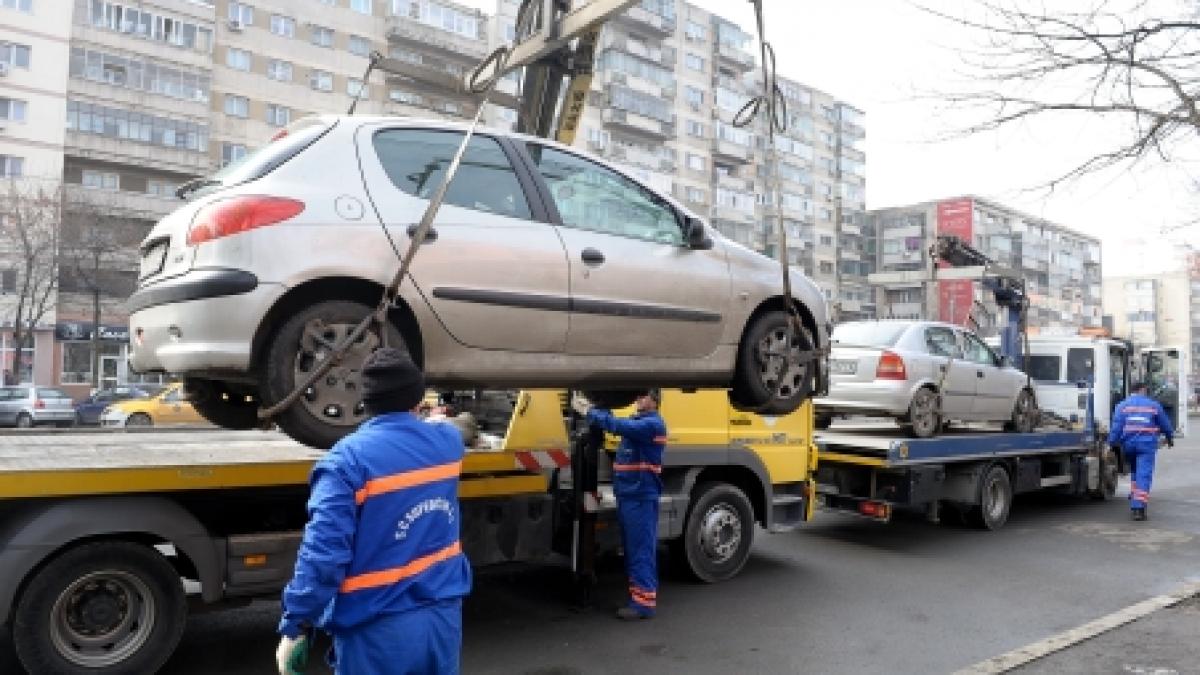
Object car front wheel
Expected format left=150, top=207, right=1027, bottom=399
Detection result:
left=1004, top=389, right=1038, bottom=433
left=731, top=310, right=816, bottom=415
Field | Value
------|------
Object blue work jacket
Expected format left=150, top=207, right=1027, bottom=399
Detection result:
left=588, top=409, right=667, bottom=500
left=1108, top=394, right=1174, bottom=453
left=278, top=413, right=472, bottom=637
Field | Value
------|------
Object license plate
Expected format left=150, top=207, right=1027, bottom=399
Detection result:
left=139, top=241, right=168, bottom=279
left=831, top=359, right=857, bottom=375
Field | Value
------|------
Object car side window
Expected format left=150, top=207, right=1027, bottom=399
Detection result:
left=163, top=389, right=183, bottom=403
left=372, top=129, right=532, bottom=220
left=525, top=144, right=683, bottom=245
left=962, top=333, right=997, bottom=367
left=924, top=327, right=962, bottom=358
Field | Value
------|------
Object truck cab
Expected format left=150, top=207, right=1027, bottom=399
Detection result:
left=1015, top=336, right=1132, bottom=432
left=1138, top=346, right=1188, bottom=437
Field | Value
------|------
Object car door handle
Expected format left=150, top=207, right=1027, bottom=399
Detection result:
left=581, top=248, right=605, bottom=266
left=407, top=225, right=437, bottom=242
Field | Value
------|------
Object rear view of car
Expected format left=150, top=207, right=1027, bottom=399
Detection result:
left=0, top=387, right=75, bottom=428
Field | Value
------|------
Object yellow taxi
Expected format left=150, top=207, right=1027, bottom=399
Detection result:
left=100, top=383, right=208, bottom=427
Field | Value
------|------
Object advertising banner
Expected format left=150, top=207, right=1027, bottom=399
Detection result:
left=936, top=198, right=975, bottom=325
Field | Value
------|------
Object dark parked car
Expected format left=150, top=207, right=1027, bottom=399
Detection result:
left=73, top=385, right=162, bottom=426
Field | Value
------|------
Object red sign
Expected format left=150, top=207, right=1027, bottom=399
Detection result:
left=936, top=198, right=974, bottom=325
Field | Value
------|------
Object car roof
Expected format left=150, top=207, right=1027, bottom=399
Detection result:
left=838, top=319, right=966, bottom=332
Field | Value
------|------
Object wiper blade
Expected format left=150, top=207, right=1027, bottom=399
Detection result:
left=176, top=178, right=222, bottom=199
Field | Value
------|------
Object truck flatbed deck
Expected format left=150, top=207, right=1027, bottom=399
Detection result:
left=817, top=427, right=1090, bottom=466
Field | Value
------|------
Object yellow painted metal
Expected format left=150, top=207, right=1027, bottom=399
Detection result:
left=0, top=462, right=317, bottom=500
left=818, top=450, right=888, bottom=467
left=459, top=474, right=548, bottom=499
left=555, top=28, right=600, bottom=145
left=501, top=390, right=569, bottom=451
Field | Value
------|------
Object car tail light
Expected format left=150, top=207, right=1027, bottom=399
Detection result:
left=186, top=196, right=305, bottom=246
left=270, top=128, right=289, bottom=142
left=34, top=398, right=44, bottom=409
left=875, top=351, right=907, bottom=380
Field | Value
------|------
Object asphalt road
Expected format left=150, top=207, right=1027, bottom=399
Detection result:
left=5, top=433, right=1200, bottom=674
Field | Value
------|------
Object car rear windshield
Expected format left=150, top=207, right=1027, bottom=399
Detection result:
left=38, top=388, right=68, bottom=399
left=1025, top=355, right=1062, bottom=382
left=199, top=120, right=334, bottom=194
left=832, top=322, right=909, bottom=348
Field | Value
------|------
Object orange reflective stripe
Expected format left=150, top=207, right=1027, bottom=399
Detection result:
left=340, top=541, right=463, bottom=593
left=613, top=462, right=662, bottom=474
left=355, top=460, right=462, bottom=505
left=653, top=436, right=668, bottom=444
left=630, top=585, right=657, bottom=598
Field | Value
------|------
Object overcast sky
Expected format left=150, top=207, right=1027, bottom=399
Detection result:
left=456, top=0, right=1200, bottom=276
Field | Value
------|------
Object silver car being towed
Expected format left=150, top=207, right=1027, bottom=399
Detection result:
left=814, top=320, right=1037, bottom=437
left=128, top=116, right=830, bottom=448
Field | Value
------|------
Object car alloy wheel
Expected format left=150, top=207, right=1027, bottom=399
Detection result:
left=907, top=388, right=940, bottom=438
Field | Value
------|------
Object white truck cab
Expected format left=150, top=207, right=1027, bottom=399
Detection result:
left=1138, top=346, right=1189, bottom=437
left=997, top=336, right=1132, bottom=433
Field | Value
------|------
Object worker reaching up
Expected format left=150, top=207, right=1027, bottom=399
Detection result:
left=574, top=390, right=667, bottom=620
left=1109, top=381, right=1174, bottom=522
left=276, top=348, right=471, bottom=674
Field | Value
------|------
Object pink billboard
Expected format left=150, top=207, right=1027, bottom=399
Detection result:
left=936, top=198, right=974, bottom=325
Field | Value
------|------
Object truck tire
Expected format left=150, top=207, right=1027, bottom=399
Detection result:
left=673, top=482, right=755, bottom=583
left=967, top=464, right=1013, bottom=530
left=1088, top=447, right=1119, bottom=501
left=186, top=378, right=260, bottom=430
left=13, top=541, right=186, bottom=675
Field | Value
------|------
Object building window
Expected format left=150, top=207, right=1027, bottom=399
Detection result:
left=1, top=0, right=33, bottom=11
left=266, top=59, right=292, bottom=82
left=309, top=70, right=333, bottom=92
left=684, top=186, right=707, bottom=204
left=684, top=53, right=704, bottom=72
left=69, top=47, right=211, bottom=103
left=819, top=235, right=833, bottom=246
left=146, top=179, right=177, bottom=197
left=819, top=261, right=834, bottom=274
left=389, top=89, right=422, bottom=105
left=221, top=142, right=248, bottom=167
left=351, top=0, right=371, bottom=14
left=224, top=94, right=249, bottom=118
left=310, top=25, right=334, bottom=47
left=684, top=85, right=704, bottom=108
left=392, top=0, right=481, bottom=40
left=348, top=35, right=371, bottom=57
left=685, top=120, right=705, bottom=138
left=86, top=2, right=213, bottom=52
left=270, top=14, right=295, bottom=37
left=67, top=100, right=209, bottom=152
left=266, top=104, right=290, bottom=126
left=0, top=42, right=31, bottom=68
left=226, top=48, right=251, bottom=71
left=347, top=79, right=367, bottom=98
left=684, top=20, right=707, bottom=41
left=686, top=153, right=704, bottom=171
left=0, top=98, right=26, bottom=122
left=0, top=270, right=14, bottom=292
left=228, top=1, right=254, bottom=26
left=0, top=155, right=23, bottom=177
left=82, top=169, right=120, bottom=190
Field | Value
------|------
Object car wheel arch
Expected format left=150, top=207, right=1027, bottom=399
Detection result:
left=741, top=296, right=821, bottom=348
left=250, top=277, right=424, bottom=370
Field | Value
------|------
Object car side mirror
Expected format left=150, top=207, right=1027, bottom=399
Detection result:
left=683, top=217, right=713, bottom=250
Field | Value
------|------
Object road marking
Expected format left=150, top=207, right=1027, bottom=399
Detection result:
left=954, top=580, right=1200, bottom=674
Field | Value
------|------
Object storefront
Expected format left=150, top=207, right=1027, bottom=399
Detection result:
left=54, top=322, right=167, bottom=401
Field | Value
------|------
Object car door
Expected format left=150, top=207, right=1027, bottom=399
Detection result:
left=357, top=126, right=570, bottom=352
left=0, top=388, right=16, bottom=425
left=157, top=386, right=190, bottom=424
left=961, top=331, right=1014, bottom=419
left=922, top=325, right=975, bottom=418
left=522, top=142, right=730, bottom=358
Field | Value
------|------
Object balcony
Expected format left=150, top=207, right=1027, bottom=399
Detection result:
left=609, top=145, right=675, bottom=173
left=614, top=6, right=676, bottom=37
left=66, top=131, right=211, bottom=175
left=602, top=108, right=675, bottom=139
left=713, top=74, right=750, bottom=95
left=602, top=36, right=676, bottom=68
left=65, top=185, right=179, bottom=220
left=839, top=248, right=861, bottom=261
left=841, top=223, right=862, bottom=236
left=602, top=71, right=674, bottom=100
left=711, top=138, right=752, bottom=163
left=712, top=205, right=756, bottom=224
left=716, top=43, right=756, bottom=72
left=713, top=170, right=753, bottom=192
left=387, top=15, right=489, bottom=61
left=886, top=302, right=925, bottom=318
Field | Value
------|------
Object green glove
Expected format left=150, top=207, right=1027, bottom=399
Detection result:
left=286, top=635, right=309, bottom=675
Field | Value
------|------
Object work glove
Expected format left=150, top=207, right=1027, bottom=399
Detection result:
left=571, top=393, right=592, bottom=418
left=276, top=634, right=309, bottom=675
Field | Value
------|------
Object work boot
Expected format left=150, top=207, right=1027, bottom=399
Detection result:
left=616, top=607, right=652, bottom=621
left=1131, top=508, right=1147, bottom=522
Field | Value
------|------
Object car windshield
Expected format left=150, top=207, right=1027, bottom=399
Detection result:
left=832, top=322, right=910, bottom=348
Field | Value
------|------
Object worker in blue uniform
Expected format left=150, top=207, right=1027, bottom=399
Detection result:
left=574, top=389, right=667, bottom=620
left=276, top=348, right=471, bottom=674
left=1108, top=381, right=1174, bottom=521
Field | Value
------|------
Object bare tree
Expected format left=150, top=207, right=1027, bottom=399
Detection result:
left=0, top=178, right=60, bottom=385
left=926, top=0, right=1200, bottom=188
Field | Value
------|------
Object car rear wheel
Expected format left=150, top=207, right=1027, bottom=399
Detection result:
left=186, top=379, right=260, bottom=430
left=904, top=387, right=940, bottom=438
left=16, top=413, right=33, bottom=429
left=731, top=310, right=816, bottom=415
left=126, top=413, right=152, bottom=427
left=263, top=299, right=405, bottom=449
left=1003, top=389, right=1038, bottom=433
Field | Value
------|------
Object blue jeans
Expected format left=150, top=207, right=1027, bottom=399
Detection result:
left=330, top=599, right=462, bottom=674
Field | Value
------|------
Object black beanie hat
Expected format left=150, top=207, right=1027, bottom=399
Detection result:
left=360, top=348, right=425, bottom=414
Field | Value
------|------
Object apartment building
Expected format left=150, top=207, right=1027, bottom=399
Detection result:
left=1103, top=271, right=1191, bottom=348
left=0, top=0, right=71, bottom=385
left=866, top=196, right=1102, bottom=336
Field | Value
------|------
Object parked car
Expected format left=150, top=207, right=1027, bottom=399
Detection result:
left=73, top=385, right=163, bottom=426
left=127, top=116, right=831, bottom=448
left=100, top=383, right=206, bottom=428
left=0, top=386, right=76, bottom=428
left=815, top=320, right=1038, bottom=437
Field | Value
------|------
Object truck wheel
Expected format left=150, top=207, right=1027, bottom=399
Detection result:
left=263, top=300, right=404, bottom=449
left=13, top=541, right=186, bottom=675
left=1088, top=447, right=1119, bottom=500
left=967, top=464, right=1013, bottom=530
left=730, top=311, right=815, bottom=416
left=673, top=482, right=755, bottom=583
left=185, top=378, right=259, bottom=430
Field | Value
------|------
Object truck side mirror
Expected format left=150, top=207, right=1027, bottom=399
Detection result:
left=684, top=216, right=713, bottom=250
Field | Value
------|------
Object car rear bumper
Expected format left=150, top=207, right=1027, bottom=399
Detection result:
left=815, top=380, right=913, bottom=416
left=128, top=269, right=285, bottom=374
left=32, top=410, right=75, bottom=423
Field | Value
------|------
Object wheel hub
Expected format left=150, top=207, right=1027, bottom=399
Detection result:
left=755, top=327, right=809, bottom=399
left=294, top=319, right=378, bottom=427
left=71, top=584, right=125, bottom=636
left=699, top=504, right=742, bottom=564
left=51, top=571, right=155, bottom=668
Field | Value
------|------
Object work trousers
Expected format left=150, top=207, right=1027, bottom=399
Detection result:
left=1124, top=446, right=1157, bottom=510
left=617, top=496, right=659, bottom=616
left=329, top=598, right=462, bottom=675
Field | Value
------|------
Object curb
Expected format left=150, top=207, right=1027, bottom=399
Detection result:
left=953, top=580, right=1200, bottom=674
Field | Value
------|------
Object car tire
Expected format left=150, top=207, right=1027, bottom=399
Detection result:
left=731, top=311, right=816, bottom=415
left=15, top=413, right=32, bottom=429
left=672, top=481, right=755, bottom=584
left=904, top=387, right=940, bottom=438
left=263, top=299, right=404, bottom=450
left=126, top=413, right=153, bottom=427
left=967, top=464, right=1013, bottom=530
left=1003, top=389, right=1038, bottom=433
left=12, top=541, right=186, bottom=675
left=186, top=378, right=260, bottom=430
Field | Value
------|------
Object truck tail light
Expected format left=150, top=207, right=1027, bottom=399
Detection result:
left=186, top=196, right=305, bottom=246
left=858, top=500, right=890, bottom=520
left=875, top=351, right=907, bottom=380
